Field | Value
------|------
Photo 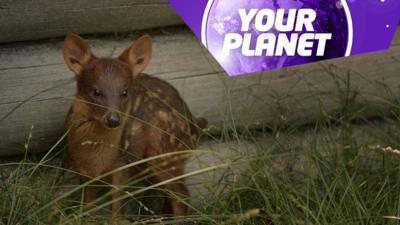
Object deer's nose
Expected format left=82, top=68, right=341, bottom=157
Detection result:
left=105, top=112, right=121, bottom=128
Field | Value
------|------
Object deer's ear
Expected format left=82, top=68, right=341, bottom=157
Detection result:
left=63, top=33, right=94, bottom=75
left=119, top=35, right=152, bottom=77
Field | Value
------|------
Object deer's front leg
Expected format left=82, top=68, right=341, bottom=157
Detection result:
left=81, top=178, right=97, bottom=213
left=110, top=163, right=129, bottom=218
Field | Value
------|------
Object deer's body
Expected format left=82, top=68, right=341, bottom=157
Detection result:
left=62, top=34, right=206, bottom=220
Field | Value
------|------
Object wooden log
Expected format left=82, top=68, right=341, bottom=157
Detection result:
left=0, top=26, right=399, bottom=156
left=0, top=0, right=183, bottom=43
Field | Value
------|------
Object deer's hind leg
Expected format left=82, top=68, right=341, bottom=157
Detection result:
left=148, top=156, right=189, bottom=217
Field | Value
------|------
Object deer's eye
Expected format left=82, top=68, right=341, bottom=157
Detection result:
left=121, top=89, right=128, bottom=98
left=93, top=89, right=103, bottom=97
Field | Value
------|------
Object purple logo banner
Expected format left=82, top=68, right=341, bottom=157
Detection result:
left=169, top=0, right=400, bottom=76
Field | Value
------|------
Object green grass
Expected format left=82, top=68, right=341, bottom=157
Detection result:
left=2, top=113, right=400, bottom=225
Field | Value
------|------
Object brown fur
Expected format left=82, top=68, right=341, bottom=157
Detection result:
left=63, top=33, right=207, bottom=219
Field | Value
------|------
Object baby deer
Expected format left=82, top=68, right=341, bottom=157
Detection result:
left=63, top=33, right=207, bottom=220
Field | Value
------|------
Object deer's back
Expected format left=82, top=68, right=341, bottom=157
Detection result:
left=122, top=74, right=200, bottom=162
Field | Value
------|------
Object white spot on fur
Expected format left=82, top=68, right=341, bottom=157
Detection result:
left=124, top=140, right=130, bottom=150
